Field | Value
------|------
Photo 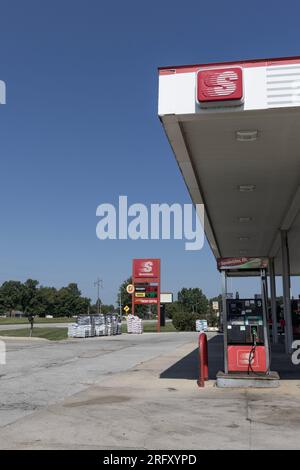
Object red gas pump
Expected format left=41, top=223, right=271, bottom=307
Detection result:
left=218, top=258, right=271, bottom=377
left=226, top=298, right=268, bottom=373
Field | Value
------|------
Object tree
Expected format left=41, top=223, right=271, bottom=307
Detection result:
left=35, top=286, right=57, bottom=316
left=207, top=295, right=222, bottom=327
left=165, top=301, right=182, bottom=319
left=90, top=303, right=116, bottom=314
left=117, top=277, right=148, bottom=318
left=117, top=277, right=132, bottom=312
left=102, top=304, right=115, bottom=314
left=55, top=283, right=90, bottom=317
left=172, top=311, right=200, bottom=331
left=177, top=288, right=208, bottom=316
left=0, top=281, right=23, bottom=315
left=19, top=279, right=39, bottom=314
left=0, top=280, right=91, bottom=317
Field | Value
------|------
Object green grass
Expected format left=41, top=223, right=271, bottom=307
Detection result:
left=0, top=327, right=68, bottom=341
left=143, top=321, right=176, bottom=333
left=0, top=321, right=177, bottom=341
left=121, top=321, right=176, bottom=333
left=0, top=317, right=74, bottom=325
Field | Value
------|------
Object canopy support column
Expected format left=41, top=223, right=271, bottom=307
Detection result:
left=221, top=271, right=228, bottom=374
left=281, top=230, right=293, bottom=354
left=261, top=269, right=271, bottom=371
left=269, top=257, right=278, bottom=344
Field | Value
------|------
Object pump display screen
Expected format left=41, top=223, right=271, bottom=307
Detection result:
left=226, top=298, right=264, bottom=345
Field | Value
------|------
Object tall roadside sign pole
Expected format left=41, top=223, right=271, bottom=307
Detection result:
left=132, top=259, right=161, bottom=333
left=157, top=261, right=161, bottom=333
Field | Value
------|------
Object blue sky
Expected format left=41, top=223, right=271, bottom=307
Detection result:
left=0, top=0, right=299, bottom=304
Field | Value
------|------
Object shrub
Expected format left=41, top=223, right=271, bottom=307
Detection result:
left=172, top=311, right=201, bottom=331
left=165, top=302, right=181, bottom=320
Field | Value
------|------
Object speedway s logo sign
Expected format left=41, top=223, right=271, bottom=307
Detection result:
left=140, top=261, right=153, bottom=273
left=197, top=67, right=243, bottom=107
left=133, top=259, right=160, bottom=278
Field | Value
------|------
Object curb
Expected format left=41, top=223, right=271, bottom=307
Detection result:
left=0, top=335, right=49, bottom=342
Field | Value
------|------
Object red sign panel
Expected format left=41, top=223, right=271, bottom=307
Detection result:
left=133, top=259, right=160, bottom=279
left=134, top=298, right=158, bottom=305
left=228, top=346, right=267, bottom=372
left=132, top=259, right=161, bottom=330
left=197, top=67, right=243, bottom=104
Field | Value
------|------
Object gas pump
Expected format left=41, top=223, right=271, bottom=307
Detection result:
left=226, top=297, right=268, bottom=372
left=291, top=298, right=300, bottom=337
left=218, top=257, right=271, bottom=376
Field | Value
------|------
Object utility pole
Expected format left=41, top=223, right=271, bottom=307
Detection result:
left=119, top=289, right=122, bottom=317
left=94, top=278, right=103, bottom=314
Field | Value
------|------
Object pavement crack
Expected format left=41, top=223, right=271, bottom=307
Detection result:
left=245, top=390, right=253, bottom=450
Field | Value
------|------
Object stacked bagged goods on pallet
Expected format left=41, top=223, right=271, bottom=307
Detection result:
left=67, top=323, right=80, bottom=338
left=106, top=314, right=120, bottom=335
left=126, top=314, right=143, bottom=334
left=93, top=314, right=106, bottom=336
left=126, top=314, right=134, bottom=333
left=68, top=314, right=122, bottom=338
left=196, top=319, right=208, bottom=332
left=117, top=317, right=122, bottom=335
left=70, top=315, right=94, bottom=338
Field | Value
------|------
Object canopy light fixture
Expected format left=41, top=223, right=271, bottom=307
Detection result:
left=238, top=217, right=252, bottom=223
left=238, top=184, right=256, bottom=192
left=239, top=250, right=248, bottom=255
left=239, top=236, right=250, bottom=241
left=235, top=130, right=259, bottom=141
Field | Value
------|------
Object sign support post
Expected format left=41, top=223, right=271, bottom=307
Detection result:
left=157, top=261, right=161, bottom=333
left=132, top=259, right=161, bottom=332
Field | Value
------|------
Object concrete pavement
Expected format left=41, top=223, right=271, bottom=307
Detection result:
left=0, top=332, right=198, bottom=428
left=0, top=332, right=300, bottom=449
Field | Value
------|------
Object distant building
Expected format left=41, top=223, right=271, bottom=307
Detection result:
left=5, top=310, right=25, bottom=318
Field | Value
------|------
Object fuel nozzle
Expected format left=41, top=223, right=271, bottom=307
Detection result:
left=251, top=325, right=258, bottom=345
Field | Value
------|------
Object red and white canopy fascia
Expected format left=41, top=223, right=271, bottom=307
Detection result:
left=158, top=56, right=300, bottom=275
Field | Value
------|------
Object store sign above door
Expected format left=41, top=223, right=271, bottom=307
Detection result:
left=217, top=257, right=268, bottom=270
left=197, top=67, right=243, bottom=107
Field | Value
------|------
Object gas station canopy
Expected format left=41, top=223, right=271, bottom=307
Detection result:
left=158, top=56, right=300, bottom=275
